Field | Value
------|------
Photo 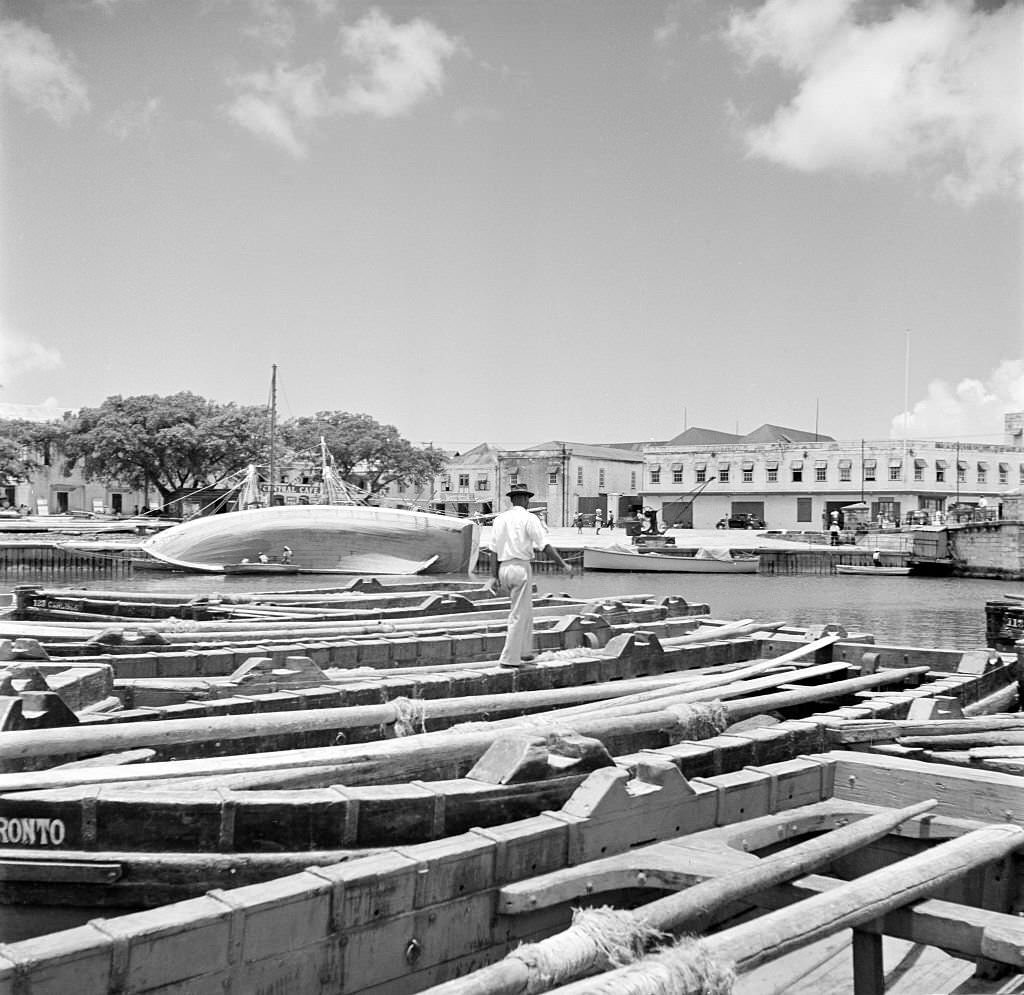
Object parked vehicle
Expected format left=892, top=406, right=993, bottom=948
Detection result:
left=716, top=513, right=764, bottom=529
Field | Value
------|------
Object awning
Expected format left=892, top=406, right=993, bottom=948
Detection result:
left=935, top=459, right=947, bottom=468
left=838, top=459, right=852, bottom=469
left=765, top=460, right=779, bottom=470
left=957, top=460, right=968, bottom=470
left=977, top=461, right=989, bottom=470
left=547, top=463, right=561, bottom=473
left=814, top=460, right=827, bottom=469
left=671, top=462, right=683, bottom=471
left=914, top=458, right=927, bottom=469
left=694, top=462, right=706, bottom=470
left=718, top=462, right=730, bottom=470
left=647, top=463, right=661, bottom=471
left=999, top=462, right=1009, bottom=471
left=863, top=459, right=877, bottom=468
left=790, top=460, right=803, bottom=469
left=741, top=461, right=754, bottom=470
left=889, top=458, right=902, bottom=467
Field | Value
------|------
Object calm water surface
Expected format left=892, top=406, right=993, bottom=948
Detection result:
left=5, top=570, right=1018, bottom=650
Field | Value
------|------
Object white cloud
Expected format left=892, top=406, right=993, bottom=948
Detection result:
left=338, top=8, right=458, bottom=118
left=225, top=62, right=330, bottom=158
left=0, top=324, right=63, bottom=384
left=0, top=18, right=90, bottom=124
left=654, top=4, right=682, bottom=47
left=725, top=0, right=1024, bottom=204
left=891, top=359, right=1024, bottom=442
left=226, top=8, right=459, bottom=155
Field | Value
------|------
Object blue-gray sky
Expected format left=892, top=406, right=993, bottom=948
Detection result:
left=1, top=0, right=1021, bottom=449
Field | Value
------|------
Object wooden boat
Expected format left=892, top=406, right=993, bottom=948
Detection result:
left=140, top=504, right=479, bottom=575
left=835, top=564, right=911, bottom=576
left=221, top=561, right=301, bottom=576
left=0, top=623, right=1013, bottom=912
left=1, top=575, right=1020, bottom=990
left=3, top=751, right=1024, bottom=992
left=584, top=544, right=759, bottom=573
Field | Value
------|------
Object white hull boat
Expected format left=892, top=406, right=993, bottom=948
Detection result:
left=836, top=564, right=911, bottom=576
left=583, top=544, right=759, bottom=573
left=141, top=504, right=479, bottom=575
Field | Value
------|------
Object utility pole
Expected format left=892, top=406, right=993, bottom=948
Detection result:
left=268, top=364, right=277, bottom=508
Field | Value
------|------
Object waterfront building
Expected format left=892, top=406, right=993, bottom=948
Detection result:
left=4, top=438, right=145, bottom=516
left=640, top=413, right=1024, bottom=532
left=495, top=442, right=643, bottom=527
left=426, top=442, right=501, bottom=518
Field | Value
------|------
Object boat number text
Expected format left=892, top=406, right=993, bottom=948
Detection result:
left=0, top=817, right=66, bottom=846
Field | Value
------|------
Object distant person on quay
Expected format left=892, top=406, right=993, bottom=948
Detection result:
left=606, top=512, right=615, bottom=531
left=485, top=482, right=575, bottom=667
left=573, top=512, right=583, bottom=533
left=594, top=509, right=603, bottom=534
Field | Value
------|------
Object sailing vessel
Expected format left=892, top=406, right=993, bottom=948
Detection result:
left=139, top=368, right=479, bottom=574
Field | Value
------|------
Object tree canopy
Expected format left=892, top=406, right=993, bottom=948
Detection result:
left=282, top=411, right=446, bottom=495
left=61, top=393, right=268, bottom=505
left=0, top=418, right=53, bottom=487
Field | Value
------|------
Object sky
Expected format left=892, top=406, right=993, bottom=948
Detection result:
left=1, top=0, right=1022, bottom=453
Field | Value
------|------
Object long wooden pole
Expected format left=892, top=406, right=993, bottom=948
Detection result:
left=0, top=666, right=929, bottom=792
left=422, top=799, right=938, bottom=995
left=545, top=823, right=1024, bottom=994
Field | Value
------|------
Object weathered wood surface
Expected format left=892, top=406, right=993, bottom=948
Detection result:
left=424, top=799, right=938, bottom=995
left=0, top=755, right=835, bottom=992
left=544, top=822, right=1024, bottom=994
left=0, top=659, right=930, bottom=777
left=5, top=754, right=1024, bottom=994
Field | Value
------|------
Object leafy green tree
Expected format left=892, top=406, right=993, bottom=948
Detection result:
left=281, top=412, right=447, bottom=495
left=62, top=393, right=268, bottom=507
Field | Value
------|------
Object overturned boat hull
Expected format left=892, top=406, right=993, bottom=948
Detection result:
left=140, top=505, right=479, bottom=575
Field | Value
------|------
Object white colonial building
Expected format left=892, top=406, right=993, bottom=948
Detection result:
left=640, top=415, right=1024, bottom=531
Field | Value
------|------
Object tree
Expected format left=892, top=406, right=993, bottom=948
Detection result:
left=62, top=393, right=269, bottom=507
left=281, top=412, right=447, bottom=495
left=0, top=418, right=52, bottom=489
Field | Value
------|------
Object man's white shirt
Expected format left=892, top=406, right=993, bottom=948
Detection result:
left=491, top=506, right=547, bottom=561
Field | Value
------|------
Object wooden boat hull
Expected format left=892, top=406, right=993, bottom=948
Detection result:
left=836, top=564, right=911, bottom=576
left=3, top=753, right=1024, bottom=992
left=221, top=562, right=300, bottom=576
left=140, top=505, right=479, bottom=575
left=584, top=546, right=759, bottom=573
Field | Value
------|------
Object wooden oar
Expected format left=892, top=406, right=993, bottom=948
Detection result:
left=421, top=799, right=938, bottom=995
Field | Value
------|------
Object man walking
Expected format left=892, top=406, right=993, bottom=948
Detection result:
left=486, top=482, right=575, bottom=667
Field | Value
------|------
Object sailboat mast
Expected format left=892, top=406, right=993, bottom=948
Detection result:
left=268, top=364, right=277, bottom=508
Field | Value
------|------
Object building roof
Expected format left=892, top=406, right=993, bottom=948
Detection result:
left=740, top=423, right=835, bottom=444
left=449, top=442, right=501, bottom=465
left=522, top=440, right=644, bottom=462
left=599, top=440, right=669, bottom=451
left=666, top=426, right=744, bottom=446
